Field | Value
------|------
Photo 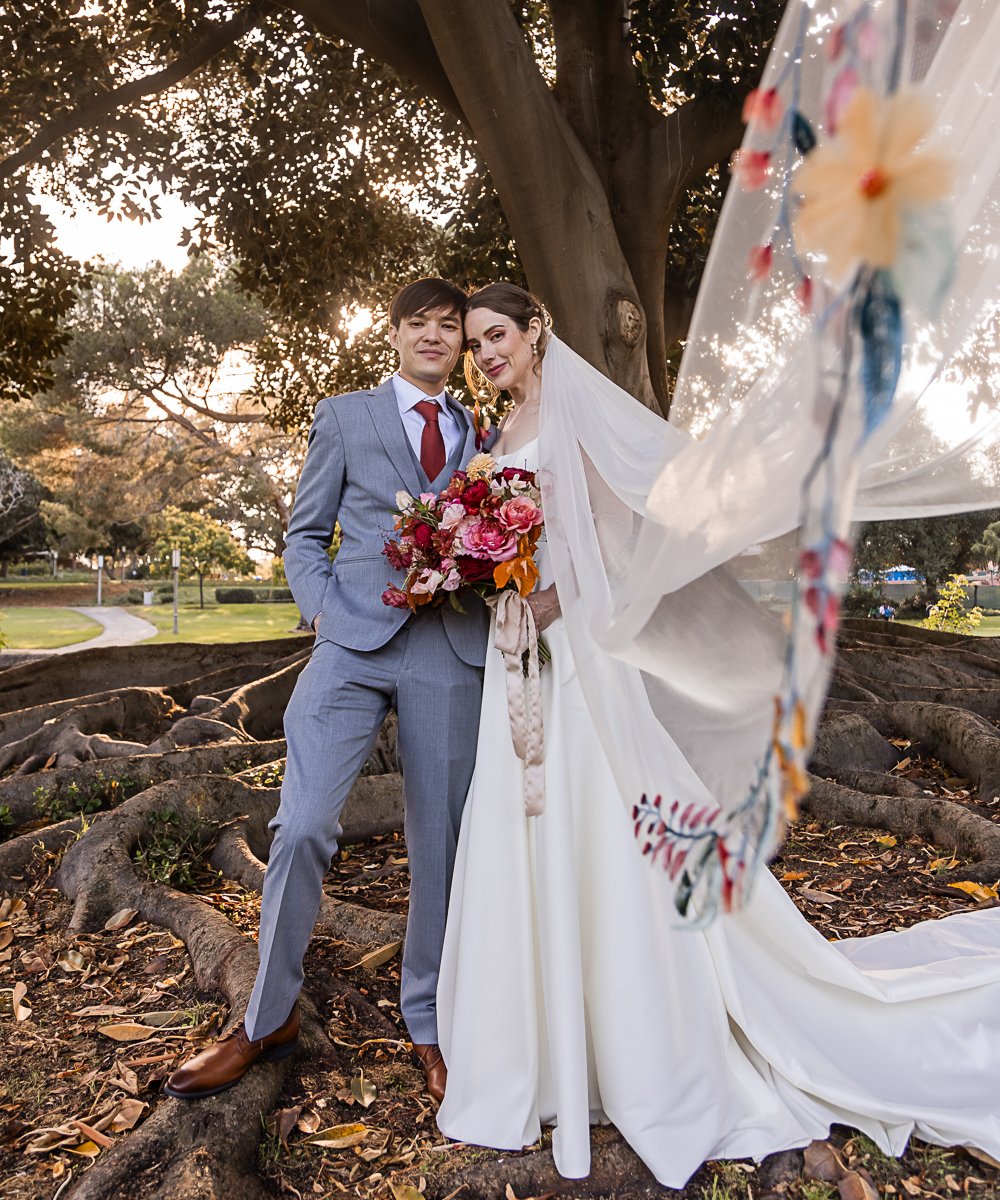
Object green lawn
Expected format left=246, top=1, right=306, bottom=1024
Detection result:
left=0, top=606, right=103, bottom=649
left=896, top=615, right=1000, bottom=636
left=131, top=603, right=306, bottom=643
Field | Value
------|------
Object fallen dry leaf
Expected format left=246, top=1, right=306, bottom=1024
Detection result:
left=351, top=1070, right=377, bottom=1108
left=66, top=1140, right=102, bottom=1159
left=781, top=871, right=810, bottom=882
left=804, top=1139, right=847, bottom=1183
left=57, top=948, right=88, bottom=973
left=967, top=1145, right=1000, bottom=1170
left=948, top=881, right=999, bottom=903
left=797, top=887, right=841, bottom=906
left=104, top=908, right=139, bottom=932
left=390, top=1186, right=424, bottom=1200
left=274, top=1105, right=302, bottom=1147
left=97, top=1022, right=160, bottom=1042
left=347, top=940, right=404, bottom=971
left=12, top=981, right=31, bottom=1022
left=71, top=1120, right=114, bottom=1149
left=838, top=1170, right=879, bottom=1200
left=303, top=1122, right=369, bottom=1150
left=109, top=1099, right=146, bottom=1132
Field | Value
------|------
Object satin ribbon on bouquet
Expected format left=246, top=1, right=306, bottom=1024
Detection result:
left=489, top=590, right=545, bottom=817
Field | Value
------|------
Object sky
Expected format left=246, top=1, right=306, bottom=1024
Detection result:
left=40, top=190, right=195, bottom=271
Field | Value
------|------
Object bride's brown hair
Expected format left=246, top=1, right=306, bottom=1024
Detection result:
left=462, top=282, right=550, bottom=401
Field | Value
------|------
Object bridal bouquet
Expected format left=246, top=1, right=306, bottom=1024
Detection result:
left=380, top=452, right=545, bottom=613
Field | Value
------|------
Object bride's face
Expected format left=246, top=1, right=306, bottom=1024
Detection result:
left=464, top=307, right=539, bottom=392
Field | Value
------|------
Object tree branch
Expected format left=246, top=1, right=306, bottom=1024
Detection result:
left=0, top=6, right=268, bottom=182
left=280, top=0, right=462, bottom=119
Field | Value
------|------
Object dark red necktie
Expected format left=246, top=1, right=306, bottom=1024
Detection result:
left=414, top=399, right=446, bottom=481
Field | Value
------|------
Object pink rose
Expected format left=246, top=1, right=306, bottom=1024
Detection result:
left=498, top=496, right=543, bottom=535
left=439, top=502, right=467, bottom=531
left=461, top=519, right=518, bottom=561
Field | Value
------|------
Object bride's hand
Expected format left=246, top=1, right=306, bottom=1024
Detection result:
left=526, top=583, right=560, bottom=632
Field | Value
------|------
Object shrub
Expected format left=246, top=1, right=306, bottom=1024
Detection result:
left=924, top=574, right=984, bottom=634
left=215, top=587, right=257, bottom=604
left=841, top=583, right=886, bottom=619
left=263, top=587, right=293, bottom=603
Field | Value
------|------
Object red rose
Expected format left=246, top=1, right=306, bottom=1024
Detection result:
left=413, top=522, right=435, bottom=551
left=455, top=555, right=495, bottom=582
left=461, top=480, right=490, bottom=511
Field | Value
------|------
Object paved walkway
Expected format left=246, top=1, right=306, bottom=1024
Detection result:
left=0, top=605, right=159, bottom=659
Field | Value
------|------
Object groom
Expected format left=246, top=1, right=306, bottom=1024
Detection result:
left=166, top=278, right=491, bottom=1103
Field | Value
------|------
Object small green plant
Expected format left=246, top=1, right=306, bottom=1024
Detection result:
left=0, top=804, right=14, bottom=842
left=923, top=573, right=984, bottom=634
left=34, top=771, right=140, bottom=823
left=800, top=1183, right=838, bottom=1200
left=132, top=808, right=212, bottom=889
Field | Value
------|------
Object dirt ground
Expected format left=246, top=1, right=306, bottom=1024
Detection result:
left=2, top=748, right=999, bottom=1200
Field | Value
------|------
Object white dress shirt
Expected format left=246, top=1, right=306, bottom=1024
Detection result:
left=392, top=373, right=463, bottom=464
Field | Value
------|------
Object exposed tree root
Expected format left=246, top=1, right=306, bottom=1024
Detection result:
left=803, top=775, right=1000, bottom=881
left=428, top=1126, right=681, bottom=1198
left=0, top=813, right=98, bottom=879
left=0, top=739, right=286, bottom=828
left=58, top=862, right=338, bottom=1200
left=0, top=637, right=310, bottom=715
left=0, top=688, right=178, bottom=756
left=0, top=693, right=179, bottom=775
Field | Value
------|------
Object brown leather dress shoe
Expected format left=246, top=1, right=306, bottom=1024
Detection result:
left=164, top=1005, right=299, bottom=1100
left=412, top=1042, right=447, bottom=1103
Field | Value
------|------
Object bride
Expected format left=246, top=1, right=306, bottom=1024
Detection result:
left=434, top=282, right=1000, bottom=1188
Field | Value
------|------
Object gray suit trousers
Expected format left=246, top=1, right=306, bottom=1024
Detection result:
left=244, top=611, right=483, bottom=1045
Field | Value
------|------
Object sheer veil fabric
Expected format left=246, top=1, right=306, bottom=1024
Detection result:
left=536, top=0, right=1000, bottom=914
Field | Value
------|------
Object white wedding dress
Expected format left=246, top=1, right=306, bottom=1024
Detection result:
left=436, top=439, right=1000, bottom=1188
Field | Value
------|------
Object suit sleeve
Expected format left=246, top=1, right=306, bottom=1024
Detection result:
left=282, top=398, right=346, bottom=627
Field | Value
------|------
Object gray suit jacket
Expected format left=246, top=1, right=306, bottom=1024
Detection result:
left=283, top=378, right=492, bottom=667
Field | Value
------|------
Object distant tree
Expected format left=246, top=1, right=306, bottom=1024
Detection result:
left=0, top=451, right=47, bottom=578
left=970, top=521, right=1000, bottom=582
left=1, top=1, right=786, bottom=420
left=150, top=505, right=254, bottom=608
left=853, top=510, right=1000, bottom=594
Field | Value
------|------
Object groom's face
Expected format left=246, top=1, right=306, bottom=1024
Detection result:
left=389, top=305, right=463, bottom=393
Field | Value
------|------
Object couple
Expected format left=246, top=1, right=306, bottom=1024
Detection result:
left=166, top=278, right=1000, bottom=1187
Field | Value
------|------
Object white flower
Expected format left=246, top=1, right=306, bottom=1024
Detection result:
left=395, top=490, right=414, bottom=512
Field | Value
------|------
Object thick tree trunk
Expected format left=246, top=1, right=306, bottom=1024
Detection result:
left=419, top=0, right=657, bottom=404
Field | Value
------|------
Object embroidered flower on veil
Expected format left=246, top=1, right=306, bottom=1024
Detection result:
left=793, top=85, right=955, bottom=286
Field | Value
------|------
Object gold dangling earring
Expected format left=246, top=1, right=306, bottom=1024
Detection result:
left=531, top=342, right=538, bottom=356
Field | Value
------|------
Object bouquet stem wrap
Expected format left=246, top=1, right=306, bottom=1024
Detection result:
left=491, top=591, right=545, bottom=817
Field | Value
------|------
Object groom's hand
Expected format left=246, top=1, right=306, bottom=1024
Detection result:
left=311, top=612, right=322, bottom=633
left=526, top=584, right=560, bottom=632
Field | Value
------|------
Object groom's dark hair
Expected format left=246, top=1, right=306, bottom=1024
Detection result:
left=389, top=278, right=467, bottom=328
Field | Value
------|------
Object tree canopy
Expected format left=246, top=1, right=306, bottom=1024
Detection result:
left=2, top=0, right=785, bottom=422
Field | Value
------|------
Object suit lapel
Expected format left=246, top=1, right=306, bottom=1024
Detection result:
left=445, top=391, right=478, bottom=466
left=366, top=379, right=423, bottom=497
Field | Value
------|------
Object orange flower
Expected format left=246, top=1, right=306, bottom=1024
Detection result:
left=493, top=541, right=540, bottom=597
left=794, top=86, right=953, bottom=282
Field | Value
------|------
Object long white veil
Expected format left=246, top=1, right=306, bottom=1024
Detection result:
left=538, top=0, right=1000, bottom=920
